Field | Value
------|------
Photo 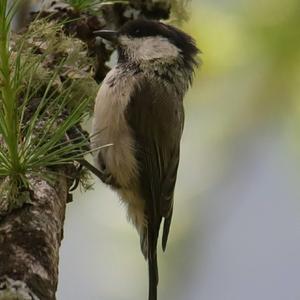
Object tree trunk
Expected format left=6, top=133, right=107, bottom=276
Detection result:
left=0, top=175, right=68, bottom=300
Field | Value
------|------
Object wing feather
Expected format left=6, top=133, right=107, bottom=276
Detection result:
left=125, top=77, right=183, bottom=250
left=125, top=77, right=183, bottom=300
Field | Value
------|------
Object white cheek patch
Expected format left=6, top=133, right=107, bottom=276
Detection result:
left=119, top=36, right=180, bottom=60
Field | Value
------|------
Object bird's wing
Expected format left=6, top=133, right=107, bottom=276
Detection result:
left=125, top=77, right=184, bottom=252
left=126, top=77, right=183, bottom=300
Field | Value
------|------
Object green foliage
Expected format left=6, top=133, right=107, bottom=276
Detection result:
left=0, top=0, right=24, bottom=195
left=15, top=18, right=99, bottom=110
left=0, top=1, right=105, bottom=208
left=168, top=0, right=191, bottom=24
left=65, top=0, right=128, bottom=12
left=65, top=0, right=101, bottom=11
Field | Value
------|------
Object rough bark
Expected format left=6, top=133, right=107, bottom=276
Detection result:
left=0, top=0, right=172, bottom=299
left=0, top=175, right=68, bottom=300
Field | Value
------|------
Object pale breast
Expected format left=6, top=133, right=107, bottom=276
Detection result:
left=91, top=68, right=139, bottom=188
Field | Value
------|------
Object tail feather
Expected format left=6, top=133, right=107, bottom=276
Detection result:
left=162, top=210, right=173, bottom=251
left=148, top=252, right=158, bottom=300
left=147, top=225, right=159, bottom=300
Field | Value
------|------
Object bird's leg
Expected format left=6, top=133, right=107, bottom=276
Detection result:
left=69, top=163, right=84, bottom=192
left=77, top=159, right=120, bottom=188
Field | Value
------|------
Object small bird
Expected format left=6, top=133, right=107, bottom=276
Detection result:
left=92, top=19, right=199, bottom=300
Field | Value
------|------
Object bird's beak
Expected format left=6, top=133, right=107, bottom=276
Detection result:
left=94, top=30, right=119, bottom=43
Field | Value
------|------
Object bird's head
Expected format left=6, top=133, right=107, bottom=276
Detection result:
left=94, top=19, right=200, bottom=70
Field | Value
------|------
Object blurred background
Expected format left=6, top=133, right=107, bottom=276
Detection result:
left=18, top=0, right=300, bottom=299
